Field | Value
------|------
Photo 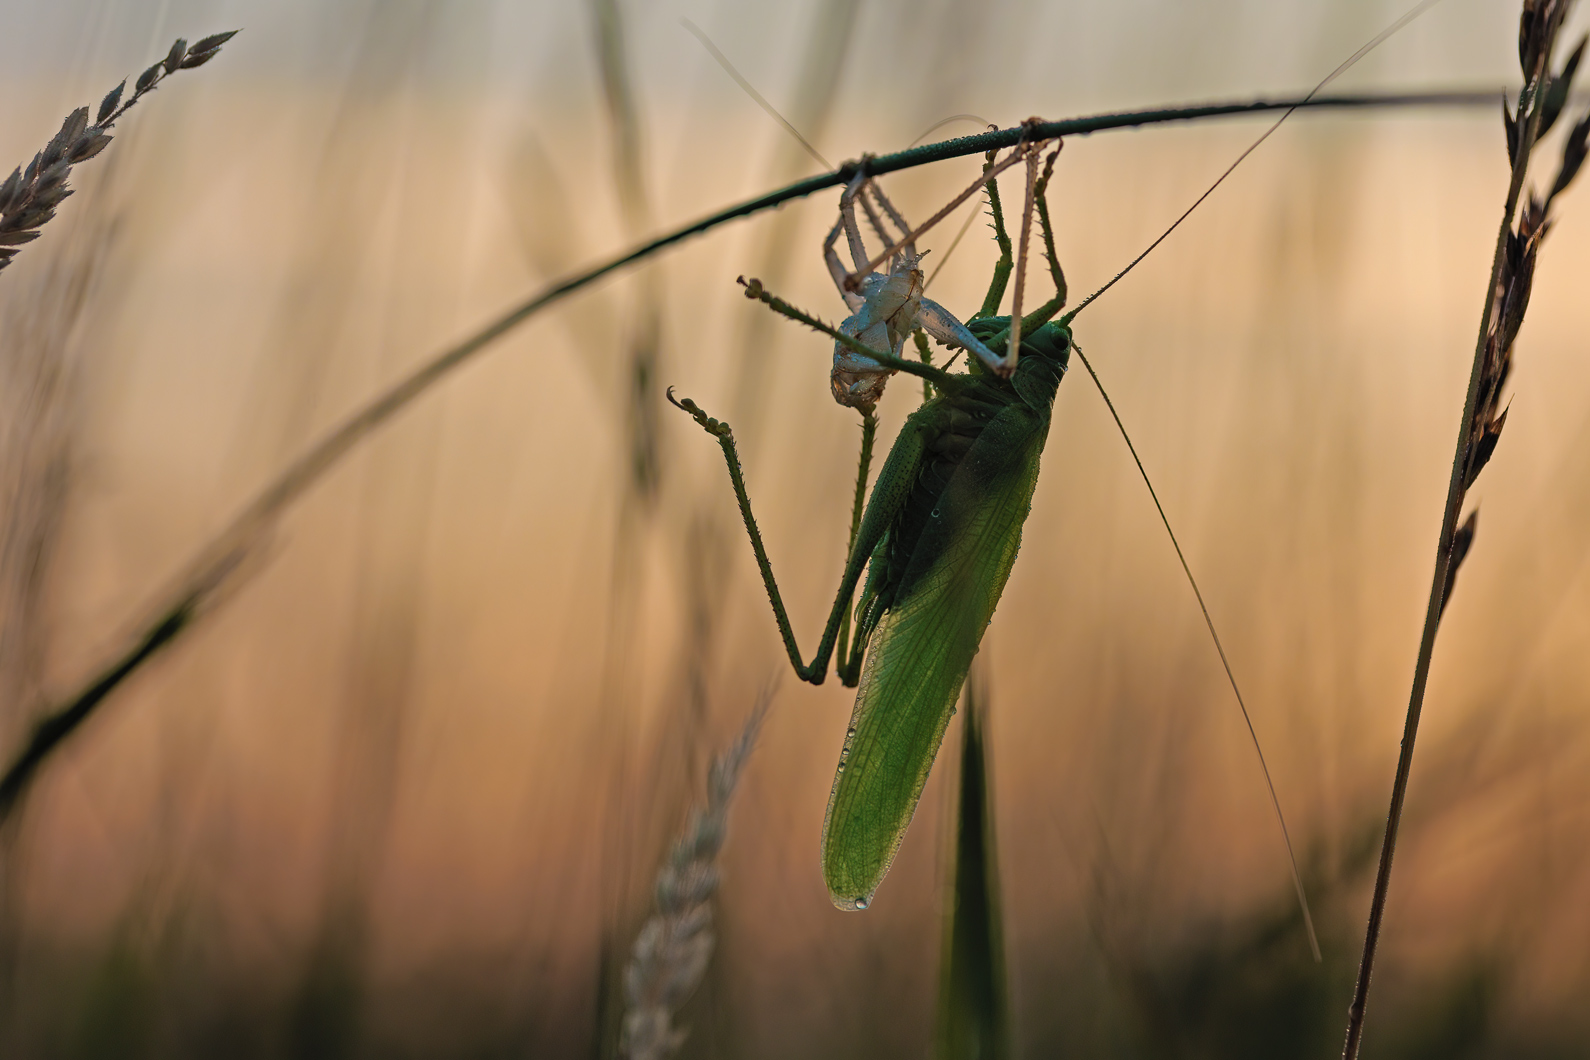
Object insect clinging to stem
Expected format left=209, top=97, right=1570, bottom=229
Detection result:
left=670, top=127, right=1099, bottom=912
left=668, top=121, right=1275, bottom=920
left=670, top=2, right=1450, bottom=929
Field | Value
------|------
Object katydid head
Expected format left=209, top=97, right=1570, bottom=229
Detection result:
left=965, top=316, right=1071, bottom=377
left=1024, top=321, right=1073, bottom=368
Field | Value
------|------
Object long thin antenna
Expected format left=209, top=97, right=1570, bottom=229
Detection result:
left=681, top=18, right=831, bottom=170
left=923, top=199, right=983, bottom=290
left=1049, top=0, right=1456, bottom=959
left=1062, top=0, right=1449, bottom=325
left=1071, top=343, right=1321, bottom=962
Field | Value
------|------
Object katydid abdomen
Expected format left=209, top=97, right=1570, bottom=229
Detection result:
left=823, top=324, right=1069, bottom=910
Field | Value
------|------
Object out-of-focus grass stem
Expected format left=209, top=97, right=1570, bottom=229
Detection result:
left=934, top=667, right=1007, bottom=1060
left=1343, top=4, right=1588, bottom=1055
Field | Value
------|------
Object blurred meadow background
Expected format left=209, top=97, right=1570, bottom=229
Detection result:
left=1, top=0, right=1589, bottom=1056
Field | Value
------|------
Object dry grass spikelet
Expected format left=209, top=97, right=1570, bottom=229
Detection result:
left=0, top=31, right=237, bottom=275
left=1343, top=6, right=1589, bottom=1056
left=1448, top=19, right=1590, bottom=595
left=621, top=694, right=769, bottom=1060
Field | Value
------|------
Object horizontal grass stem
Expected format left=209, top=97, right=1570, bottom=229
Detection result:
left=0, top=88, right=1509, bottom=823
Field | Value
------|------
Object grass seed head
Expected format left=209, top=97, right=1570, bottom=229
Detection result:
left=0, top=32, right=237, bottom=276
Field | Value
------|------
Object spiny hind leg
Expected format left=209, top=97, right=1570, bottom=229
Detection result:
left=835, top=406, right=879, bottom=681
left=913, top=330, right=935, bottom=402
left=669, top=389, right=814, bottom=680
left=1034, top=144, right=1067, bottom=307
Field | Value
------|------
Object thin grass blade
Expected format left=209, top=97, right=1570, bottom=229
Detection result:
left=933, top=669, right=1008, bottom=1060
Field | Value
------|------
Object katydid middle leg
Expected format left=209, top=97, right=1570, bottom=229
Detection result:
left=972, top=146, right=1015, bottom=322
left=834, top=406, right=879, bottom=679
left=1031, top=146, right=1067, bottom=312
left=1013, top=144, right=1069, bottom=337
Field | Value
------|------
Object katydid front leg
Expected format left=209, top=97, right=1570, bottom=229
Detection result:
left=668, top=389, right=927, bottom=686
left=972, top=147, right=1015, bottom=322
left=1033, top=146, right=1067, bottom=310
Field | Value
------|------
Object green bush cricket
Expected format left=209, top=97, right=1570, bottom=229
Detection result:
left=671, top=134, right=1084, bottom=911
left=669, top=0, right=1453, bottom=927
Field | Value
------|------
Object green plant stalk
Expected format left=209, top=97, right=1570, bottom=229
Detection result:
left=0, top=89, right=1504, bottom=824
left=1340, top=26, right=1567, bottom=1060
left=934, top=673, right=1007, bottom=1060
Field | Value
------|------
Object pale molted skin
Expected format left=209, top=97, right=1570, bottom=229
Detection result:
left=824, top=176, right=1003, bottom=408
left=830, top=264, right=923, bottom=407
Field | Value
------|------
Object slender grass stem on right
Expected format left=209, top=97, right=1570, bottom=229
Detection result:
left=1342, top=4, right=1590, bottom=1056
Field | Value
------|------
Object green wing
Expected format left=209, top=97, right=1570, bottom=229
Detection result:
left=822, top=402, right=1049, bottom=910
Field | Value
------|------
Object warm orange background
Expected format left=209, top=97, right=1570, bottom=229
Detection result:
left=1, top=1, right=1587, bottom=1055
